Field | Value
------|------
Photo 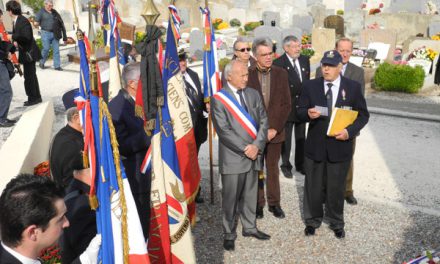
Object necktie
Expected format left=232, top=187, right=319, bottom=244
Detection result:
left=237, top=89, right=248, bottom=113
left=292, top=60, right=301, bottom=81
left=326, top=83, right=333, bottom=118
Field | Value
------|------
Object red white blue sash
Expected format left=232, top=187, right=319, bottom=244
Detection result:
left=213, top=89, right=258, bottom=139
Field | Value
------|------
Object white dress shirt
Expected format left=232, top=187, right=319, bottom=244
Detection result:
left=286, top=53, right=302, bottom=82
left=2, top=242, right=41, bottom=264
left=324, top=76, right=341, bottom=108
left=183, top=71, right=198, bottom=95
left=227, top=82, right=247, bottom=107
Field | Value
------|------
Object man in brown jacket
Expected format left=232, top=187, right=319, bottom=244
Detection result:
left=248, top=37, right=291, bottom=219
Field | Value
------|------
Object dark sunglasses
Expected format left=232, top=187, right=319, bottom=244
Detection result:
left=236, top=48, right=251, bottom=52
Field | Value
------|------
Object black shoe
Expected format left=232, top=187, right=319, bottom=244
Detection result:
left=256, top=206, right=264, bottom=219
left=268, top=206, right=285, bottom=219
left=39, top=63, right=45, bottom=69
left=345, top=195, right=358, bottom=205
left=334, top=228, right=345, bottom=239
left=24, top=98, right=42, bottom=106
left=54, top=67, right=63, bottom=71
left=281, top=167, right=293, bottom=178
left=304, top=226, right=315, bottom=236
left=0, top=120, right=14, bottom=127
left=223, top=240, right=235, bottom=251
left=5, top=119, right=17, bottom=124
left=242, top=230, right=270, bottom=240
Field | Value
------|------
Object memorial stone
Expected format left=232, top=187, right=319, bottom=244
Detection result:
left=307, top=0, right=323, bottom=6
left=389, top=0, right=423, bottom=13
left=292, top=15, right=313, bottom=34
left=360, top=29, right=397, bottom=62
left=344, top=0, right=363, bottom=12
left=210, top=3, right=229, bottom=22
left=59, top=10, right=74, bottom=32
left=178, top=8, right=190, bottom=29
left=262, top=11, right=281, bottom=27
left=234, top=0, right=250, bottom=9
left=189, top=29, right=204, bottom=56
left=311, top=27, right=336, bottom=63
left=429, top=22, right=440, bottom=37
left=344, top=10, right=365, bottom=40
left=324, top=15, right=344, bottom=38
left=282, top=28, right=303, bottom=41
left=310, top=3, right=327, bottom=28
left=229, top=8, right=247, bottom=25
left=254, top=25, right=283, bottom=53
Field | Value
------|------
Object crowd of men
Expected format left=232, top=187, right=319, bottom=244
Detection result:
left=0, top=5, right=370, bottom=258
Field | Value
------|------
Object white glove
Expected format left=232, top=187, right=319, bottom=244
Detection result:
left=79, top=234, right=101, bottom=264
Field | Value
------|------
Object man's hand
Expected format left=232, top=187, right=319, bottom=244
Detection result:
left=13, top=41, right=18, bottom=48
left=308, top=107, right=321, bottom=119
left=334, top=129, right=349, bottom=141
left=267, top=128, right=277, bottom=141
left=244, top=144, right=259, bottom=160
left=205, top=102, right=210, bottom=114
left=79, top=234, right=101, bottom=264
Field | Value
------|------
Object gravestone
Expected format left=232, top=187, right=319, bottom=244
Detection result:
left=324, top=15, right=344, bottom=38
left=282, top=28, right=303, bottom=42
left=178, top=8, right=190, bottom=29
left=254, top=25, right=283, bottom=53
left=311, top=28, right=336, bottom=64
left=234, top=0, right=250, bottom=9
left=360, top=29, right=397, bottom=62
left=262, top=11, right=281, bottom=27
left=292, top=15, right=314, bottom=34
left=210, top=3, right=229, bottom=22
left=403, top=38, right=440, bottom=55
left=59, top=10, right=74, bottom=32
left=229, top=8, right=247, bottom=25
left=309, top=3, right=327, bottom=28
left=389, top=0, right=423, bottom=13
left=344, top=0, right=363, bottom=12
left=119, top=22, right=136, bottom=43
left=189, top=29, right=204, bottom=56
left=344, top=10, right=365, bottom=40
left=307, top=0, right=323, bottom=6
left=429, top=22, right=440, bottom=37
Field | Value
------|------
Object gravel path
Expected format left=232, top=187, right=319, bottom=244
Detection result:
left=193, top=171, right=440, bottom=264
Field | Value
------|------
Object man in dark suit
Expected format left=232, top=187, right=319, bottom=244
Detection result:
left=211, top=60, right=270, bottom=251
left=50, top=107, right=84, bottom=189
left=297, top=50, right=369, bottom=239
left=6, top=0, right=42, bottom=106
left=179, top=50, right=207, bottom=203
left=273, top=35, right=310, bottom=178
left=247, top=37, right=291, bottom=220
left=108, top=61, right=151, bottom=240
left=316, top=38, right=365, bottom=205
left=0, top=174, right=100, bottom=264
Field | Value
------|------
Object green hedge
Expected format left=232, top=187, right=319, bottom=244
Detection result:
left=373, top=63, right=425, bottom=93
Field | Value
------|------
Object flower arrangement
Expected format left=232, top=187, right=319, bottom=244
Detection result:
left=408, top=46, right=438, bottom=62
left=301, top=34, right=311, bottom=45
left=213, top=18, right=229, bottom=30
left=431, top=33, right=440, bottom=41
left=300, top=44, right=315, bottom=57
left=362, top=1, right=384, bottom=15
left=352, top=49, right=366, bottom=57
left=244, top=21, right=262, bottom=32
left=366, top=22, right=380, bottom=29
left=229, top=18, right=241, bottom=27
left=134, top=31, right=146, bottom=45
left=39, top=244, right=61, bottom=264
left=425, top=0, right=438, bottom=15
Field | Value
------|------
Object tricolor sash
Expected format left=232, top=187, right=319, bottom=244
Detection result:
left=213, top=89, right=258, bottom=140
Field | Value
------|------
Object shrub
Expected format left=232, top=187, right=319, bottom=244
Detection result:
left=36, top=38, right=53, bottom=59
left=22, top=0, right=44, bottom=14
left=229, top=18, right=241, bottom=27
left=336, top=10, right=344, bottom=15
left=218, top=57, right=231, bottom=72
left=374, top=63, right=425, bottom=93
left=244, top=21, right=262, bottom=32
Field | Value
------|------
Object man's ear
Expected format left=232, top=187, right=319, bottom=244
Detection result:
left=22, top=225, right=39, bottom=242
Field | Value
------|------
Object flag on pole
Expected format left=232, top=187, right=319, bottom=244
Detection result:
left=200, top=7, right=222, bottom=102
left=76, top=30, right=149, bottom=264
left=101, top=0, right=126, bottom=100
left=147, top=11, right=196, bottom=263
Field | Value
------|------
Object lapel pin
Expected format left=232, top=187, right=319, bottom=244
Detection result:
left=342, top=89, right=346, bottom=101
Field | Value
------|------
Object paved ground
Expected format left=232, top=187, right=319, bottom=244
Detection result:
left=1, top=61, right=440, bottom=263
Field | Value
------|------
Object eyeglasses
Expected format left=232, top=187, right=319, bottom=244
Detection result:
left=236, top=48, right=251, bottom=52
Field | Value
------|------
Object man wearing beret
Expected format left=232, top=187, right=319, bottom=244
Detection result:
left=297, top=50, right=369, bottom=239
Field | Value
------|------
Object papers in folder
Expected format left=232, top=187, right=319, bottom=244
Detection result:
left=326, top=107, right=358, bottom=136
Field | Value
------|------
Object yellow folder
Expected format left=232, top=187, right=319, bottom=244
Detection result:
left=326, top=107, right=358, bottom=136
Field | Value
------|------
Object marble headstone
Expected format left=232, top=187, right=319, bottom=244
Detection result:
left=307, top=0, right=323, bottom=6
left=178, top=8, right=190, bottom=29
left=262, top=11, right=281, bottom=27
left=429, top=22, right=440, bottom=37
left=210, top=3, right=229, bottom=22
left=292, top=15, right=314, bottom=34
left=282, top=28, right=303, bottom=42
left=309, top=3, right=327, bottom=28
left=360, top=29, right=397, bottom=62
left=189, top=29, right=204, bottom=56
left=254, top=25, right=283, bottom=53
left=389, top=0, right=423, bottom=13
left=229, top=8, right=247, bottom=25
left=311, top=27, right=336, bottom=64
left=234, top=0, right=250, bottom=9
left=344, top=0, right=363, bottom=12
left=344, top=10, right=365, bottom=40
left=59, top=10, right=74, bottom=32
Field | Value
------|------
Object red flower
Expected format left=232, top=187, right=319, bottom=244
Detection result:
left=379, top=3, right=384, bottom=8
left=362, top=3, right=366, bottom=8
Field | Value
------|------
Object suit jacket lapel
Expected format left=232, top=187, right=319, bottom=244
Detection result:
left=344, top=63, right=354, bottom=79
left=335, top=78, right=346, bottom=107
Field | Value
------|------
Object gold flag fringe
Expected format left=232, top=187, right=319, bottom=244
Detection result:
left=100, top=98, right=130, bottom=264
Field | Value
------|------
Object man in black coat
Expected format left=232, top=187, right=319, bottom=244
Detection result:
left=6, top=0, right=42, bottom=106
left=50, top=107, right=84, bottom=189
left=179, top=51, right=207, bottom=203
left=108, top=61, right=151, bottom=240
left=273, top=35, right=310, bottom=178
left=297, top=50, right=369, bottom=239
